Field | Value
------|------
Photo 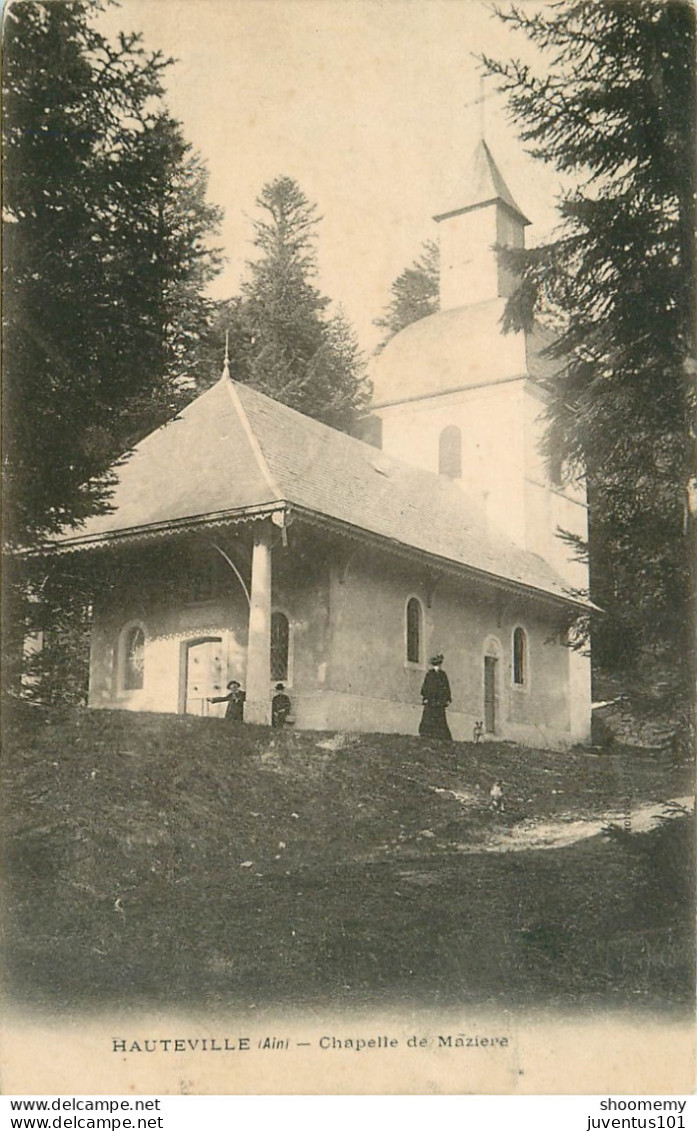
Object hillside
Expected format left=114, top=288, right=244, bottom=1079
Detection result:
left=2, top=701, right=694, bottom=1013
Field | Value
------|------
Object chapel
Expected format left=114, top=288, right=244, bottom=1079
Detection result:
left=47, top=141, right=591, bottom=747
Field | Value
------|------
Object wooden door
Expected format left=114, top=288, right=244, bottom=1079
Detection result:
left=484, top=655, right=497, bottom=734
left=184, top=638, right=225, bottom=716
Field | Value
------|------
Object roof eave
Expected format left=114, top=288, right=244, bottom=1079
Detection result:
left=27, top=501, right=288, bottom=556
left=433, top=197, right=530, bottom=226
left=290, top=505, right=592, bottom=613
left=29, top=497, right=592, bottom=614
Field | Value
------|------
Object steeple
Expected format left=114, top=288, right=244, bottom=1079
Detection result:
left=433, top=140, right=529, bottom=311
left=434, top=139, right=529, bottom=225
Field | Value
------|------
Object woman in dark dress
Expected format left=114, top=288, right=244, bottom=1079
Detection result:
left=419, top=654, right=452, bottom=741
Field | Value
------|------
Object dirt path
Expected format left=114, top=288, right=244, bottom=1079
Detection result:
left=459, top=795, right=694, bottom=855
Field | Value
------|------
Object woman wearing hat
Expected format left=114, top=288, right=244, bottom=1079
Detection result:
left=419, top=654, right=452, bottom=741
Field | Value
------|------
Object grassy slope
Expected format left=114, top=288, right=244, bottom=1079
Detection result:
left=2, top=701, right=694, bottom=1013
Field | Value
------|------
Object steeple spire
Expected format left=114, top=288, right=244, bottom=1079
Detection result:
left=434, top=139, right=529, bottom=226
left=222, top=329, right=231, bottom=380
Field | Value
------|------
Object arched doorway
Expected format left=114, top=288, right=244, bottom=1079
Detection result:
left=182, top=636, right=225, bottom=716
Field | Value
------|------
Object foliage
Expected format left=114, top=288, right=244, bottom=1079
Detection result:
left=374, top=239, right=440, bottom=352
left=482, top=1, right=696, bottom=708
left=203, top=177, right=370, bottom=432
left=3, top=0, right=222, bottom=703
left=21, top=602, right=92, bottom=708
left=2, top=0, right=222, bottom=548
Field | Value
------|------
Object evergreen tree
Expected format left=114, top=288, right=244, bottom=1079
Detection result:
left=2, top=0, right=222, bottom=548
left=483, top=1, right=695, bottom=714
left=225, top=176, right=370, bottom=431
left=374, top=240, right=440, bottom=352
left=2, top=0, right=221, bottom=700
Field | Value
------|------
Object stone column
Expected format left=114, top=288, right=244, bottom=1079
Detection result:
left=244, top=522, right=272, bottom=725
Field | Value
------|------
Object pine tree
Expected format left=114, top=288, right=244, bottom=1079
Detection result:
left=374, top=240, right=440, bottom=352
left=2, top=0, right=221, bottom=699
left=483, top=1, right=696, bottom=715
left=2, top=0, right=222, bottom=548
left=228, top=176, right=370, bottom=431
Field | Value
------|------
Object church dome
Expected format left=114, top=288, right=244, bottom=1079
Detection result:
left=370, top=297, right=529, bottom=408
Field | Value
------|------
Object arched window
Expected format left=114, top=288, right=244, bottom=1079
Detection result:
left=406, top=597, right=423, bottom=665
left=271, top=611, right=290, bottom=682
left=513, top=627, right=527, bottom=686
left=122, top=625, right=145, bottom=691
left=438, top=425, right=462, bottom=479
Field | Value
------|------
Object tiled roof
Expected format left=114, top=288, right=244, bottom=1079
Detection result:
left=50, top=377, right=582, bottom=606
left=51, top=380, right=281, bottom=543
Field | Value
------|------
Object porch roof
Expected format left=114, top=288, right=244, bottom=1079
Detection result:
left=46, top=376, right=587, bottom=608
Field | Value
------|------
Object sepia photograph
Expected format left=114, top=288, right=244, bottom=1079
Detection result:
left=1, top=0, right=695, bottom=1096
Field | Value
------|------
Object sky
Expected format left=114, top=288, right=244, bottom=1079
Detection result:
left=103, top=0, right=562, bottom=354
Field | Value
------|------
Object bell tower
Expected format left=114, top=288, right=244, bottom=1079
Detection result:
left=434, top=139, right=529, bottom=310
left=370, top=139, right=588, bottom=592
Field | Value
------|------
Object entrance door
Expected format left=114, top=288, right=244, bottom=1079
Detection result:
left=484, top=655, right=497, bottom=734
left=184, top=637, right=225, bottom=716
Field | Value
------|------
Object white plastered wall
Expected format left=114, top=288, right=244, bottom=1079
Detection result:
left=88, top=594, right=249, bottom=716
left=377, top=378, right=589, bottom=592
left=438, top=203, right=524, bottom=311
left=523, top=380, right=589, bottom=589
left=323, top=549, right=579, bottom=749
left=378, top=381, right=527, bottom=549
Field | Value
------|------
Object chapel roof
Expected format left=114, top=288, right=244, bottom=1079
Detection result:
left=47, top=377, right=582, bottom=608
